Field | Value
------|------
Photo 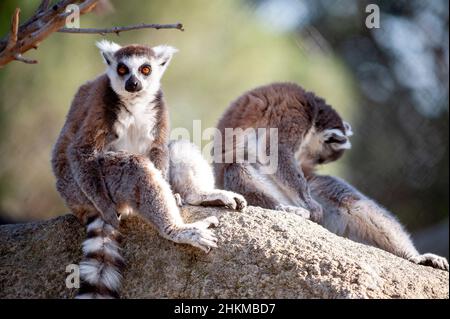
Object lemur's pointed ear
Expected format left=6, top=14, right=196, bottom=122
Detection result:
left=152, top=45, right=178, bottom=69
left=96, top=40, right=121, bottom=65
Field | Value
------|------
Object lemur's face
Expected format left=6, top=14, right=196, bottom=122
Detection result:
left=298, top=121, right=353, bottom=170
left=315, top=122, right=353, bottom=164
left=298, top=96, right=353, bottom=169
left=96, top=40, right=177, bottom=98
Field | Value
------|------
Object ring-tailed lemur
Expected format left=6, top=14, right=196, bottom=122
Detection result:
left=214, top=82, right=448, bottom=271
left=214, top=82, right=351, bottom=222
left=51, top=41, right=246, bottom=299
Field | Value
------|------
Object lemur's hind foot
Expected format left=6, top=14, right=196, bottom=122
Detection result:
left=189, top=190, right=247, bottom=211
left=174, top=189, right=247, bottom=211
left=409, top=254, right=449, bottom=271
left=169, top=139, right=247, bottom=212
left=216, top=191, right=247, bottom=211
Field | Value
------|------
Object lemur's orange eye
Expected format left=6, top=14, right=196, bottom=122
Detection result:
left=117, top=63, right=129, bottom=76
left=140, top=65, right=151, bottom=76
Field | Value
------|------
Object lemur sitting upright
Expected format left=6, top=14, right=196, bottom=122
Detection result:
left=52, top=41, right=246, bottom=299
left=214, top=82, right=448, bottom=271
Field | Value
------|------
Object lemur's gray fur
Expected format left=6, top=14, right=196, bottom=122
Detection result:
left=309, top=174, right=449, bottom=271
left=169, top=139, right=247, bottom=210
left=51, top=41, right=245, bottom=299
left=215, top=83, right=448, bottom=271
left=214, top=83, right=351, bottom=222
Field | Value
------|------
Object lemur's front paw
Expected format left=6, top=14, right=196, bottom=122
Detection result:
left=276, top=204, right=311, bottom=219
left=174, top=216, right=219, bottom=253
left=409, top=254, right=449, bottom=271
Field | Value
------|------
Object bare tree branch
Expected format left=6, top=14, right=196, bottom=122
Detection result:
left=0, top=0, right=183, bottom=68
left=0, top=0, right=99, bottom=68
left=58, top=22, right=184, bottom=35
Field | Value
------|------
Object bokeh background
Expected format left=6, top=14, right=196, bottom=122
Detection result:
left=0, top=0, right=448, bottom=257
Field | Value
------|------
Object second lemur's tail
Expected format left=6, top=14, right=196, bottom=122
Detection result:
left=76, top=216, right=125, bottom=299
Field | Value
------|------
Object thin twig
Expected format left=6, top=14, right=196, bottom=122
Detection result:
left=58, top=22, right=184, bottom=34
left=14, top=54, right=38, bottom=64
left=37, top=0, right=51, bottom=13
left=5, top=8, right=20, bottom=51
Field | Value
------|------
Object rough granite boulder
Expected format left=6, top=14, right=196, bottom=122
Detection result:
left=0, top=205, right=448, bottom=299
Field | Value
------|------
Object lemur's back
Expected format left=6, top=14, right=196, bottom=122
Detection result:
left=215, top=83, right=311, bottom=187
left=217, top=82, right=316, bottom=133
left=214, top=82, right=346, bottom=188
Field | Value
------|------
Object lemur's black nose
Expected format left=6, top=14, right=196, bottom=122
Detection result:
left=125, top=75, right=142, bottom=92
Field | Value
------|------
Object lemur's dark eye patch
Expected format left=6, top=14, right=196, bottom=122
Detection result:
left=140, top=64, right=152, bottom=76
left=117, top=63, right=129, bottom=76
left=325, top=135, right=347, bottom=144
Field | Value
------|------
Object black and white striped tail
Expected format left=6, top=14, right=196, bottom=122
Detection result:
left=76, top=216, right=125, bottom=299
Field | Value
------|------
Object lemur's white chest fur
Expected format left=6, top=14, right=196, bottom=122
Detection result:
left=108, top=99, right=158, bottom=155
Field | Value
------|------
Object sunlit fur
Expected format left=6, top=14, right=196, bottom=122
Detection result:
left=309, top=174, right=449, bottom=271
left=215, top=82, right=349, bottom=222
left=169, top=140, right=247, bottom=210
left=52, top=41, right=224, bottom=299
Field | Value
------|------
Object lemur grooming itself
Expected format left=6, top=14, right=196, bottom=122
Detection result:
left=52, top=41, right=245, bottom=299
left=214, top=82, right=448, bottom=271
left=214, top=82, right=350, bottom=222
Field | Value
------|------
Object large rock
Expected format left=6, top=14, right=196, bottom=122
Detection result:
left=0, top=206, right=448, bottom=299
